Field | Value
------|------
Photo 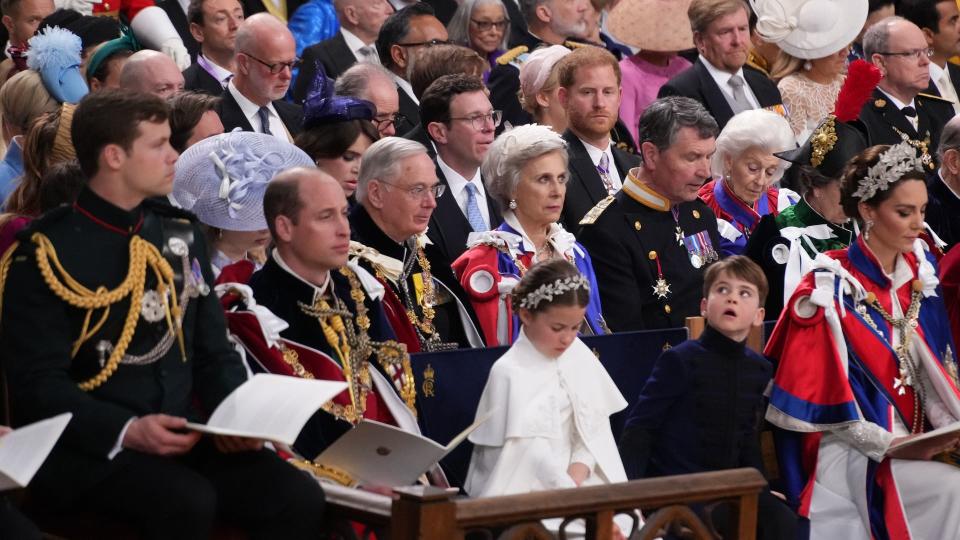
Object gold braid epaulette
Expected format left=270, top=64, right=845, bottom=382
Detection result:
left=30, top=232, right=185, bottom=391
left=0, top=240, right=20, bottom=323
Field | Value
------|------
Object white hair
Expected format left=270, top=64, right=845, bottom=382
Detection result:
left=356, top=136, right=429, bottom=201
left=711, top=109, right=795, bottom=183
left=481, top=124, right=568, bottom=207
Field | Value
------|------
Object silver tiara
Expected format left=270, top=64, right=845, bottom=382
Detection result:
left=518, top=274, right=590, bottom=310
left=852, top=141, right=924, bottom=202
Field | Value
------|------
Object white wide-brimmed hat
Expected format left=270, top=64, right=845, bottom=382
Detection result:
left=607, top=0, right=693, bottom=52
left=173, top=132, right=313, bottom=231
left=751, top=0, right=868, bottom=60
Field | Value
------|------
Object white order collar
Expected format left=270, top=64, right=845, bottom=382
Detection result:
left=503, top=211, right=577, bottom=259
left=437, top=154, right=482, bottom=194
left=578, top=137, right=612, bottom=167
left=273, top=248, right=331, bottom=298
left=228, top=80, right=278, bottom=124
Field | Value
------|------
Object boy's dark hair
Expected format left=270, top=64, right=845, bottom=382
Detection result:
left=375, top=3, right=436, bottom=69
left=295, top=119, right=379, bottom=161
left=702, top=255, right=769, bottom=305
left=167, top=91, right=221, bottom=153
left=420, top=74, right=486, bottom=138
left=511, top=259, right=590, bottom=314
left=71, top=89, right=169, bottom=178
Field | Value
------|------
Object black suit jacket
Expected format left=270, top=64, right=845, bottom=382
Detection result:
left=658, top=59, right=782, bottom=130
left=292, top=32, right=357, bottom=103
left=396, top=85, right=420, bottom=135
left=856, top=89, right=954, bottom=171
left=215, top=87, right=304, bottom=138
left=427, top=163, right=503, bottom=265
left=156, top=0, right=199, bottom=61
left=182, top=63, right=224, bottom=96
left=402, top=123, right=436, bottom=160
left=501, top=0, right=532, bottom=50
left=560, top=131, right=639, bottom=231
left=927, top=173, right=960, bottom=251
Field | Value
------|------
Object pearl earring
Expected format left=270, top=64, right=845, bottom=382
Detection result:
left=803, top=60, right=813, bottom=71
left=863, top=219, right=874, bottom=241
left=509, top=199, right=517, bottom=210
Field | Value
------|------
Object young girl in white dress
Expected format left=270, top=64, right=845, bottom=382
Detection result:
left=465, top=259, right=633, bottom=538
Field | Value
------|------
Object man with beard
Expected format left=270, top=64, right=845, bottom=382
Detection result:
left=420, top=74, right=502, bottom=264
left=487, top=0, right=590, bottom=128
left=578, top=96, right=721, bottom=331
left=215, top=13, right=302, bottom=139
left=556, top=47, right=639, bottom=230
left=349, top=137, right=484, bottom=351
left=858, top=16, right=955, bottom=171
left=658, top=0, right=782, bottom=131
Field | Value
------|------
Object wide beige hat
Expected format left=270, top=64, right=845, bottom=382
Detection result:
left=607, top=0, right=694, bottom=52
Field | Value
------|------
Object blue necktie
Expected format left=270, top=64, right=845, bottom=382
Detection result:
left=257, top=106, right=272, bottom=135
left=464, top=182, right=487, bottom=232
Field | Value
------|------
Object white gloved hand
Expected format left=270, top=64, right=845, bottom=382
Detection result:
left=53, top=0, right=102, bottom=16
left=161, top=39, right=191, bottom=70
left=130, top=6, right=193, bottom=69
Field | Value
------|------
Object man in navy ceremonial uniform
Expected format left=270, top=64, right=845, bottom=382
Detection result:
left=578, top=96, right=721, bottom=331
left=0, top=90, right=324, bottom=539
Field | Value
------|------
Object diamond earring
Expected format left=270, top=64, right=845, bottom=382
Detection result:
left=509, top=199, right=517, bottom=210
left=864, top=219, right=874, bottom=241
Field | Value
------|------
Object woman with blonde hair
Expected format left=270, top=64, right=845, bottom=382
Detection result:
left=754, top=0, right=869, bottom=140
left=518, top=45, right=571, bottom=134
left=0, top=70, right=59, bottom=205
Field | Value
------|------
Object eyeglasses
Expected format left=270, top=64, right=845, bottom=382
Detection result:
left=376, top=179, right=446, bottom=200
left=877, top=48, right=934, bottom=60
left=449, top=110, right=502, bottom=131
left=241, top=51, right=300, bottom=74
left=372, top=112, right=407, bottom=130
left=470, top=19, right=509, bottom=32
left=396, top=39, right=450, bottom=48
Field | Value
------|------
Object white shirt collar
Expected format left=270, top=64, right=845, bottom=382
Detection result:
left=199, top=54, right=233, bottom=85
left=340, top=27, right=370, bottom=56
left=878, top=87, right=915, bottom=111
left=273, top=248, right=331, bottom=298
left=578, top=137, right=612, bottom=167
left=228, top=80, right=279, bottom=126
left=393, top=74, right=418, bottom=105
left=437, top=154, right=481, bottom=194
left=930, top=61, right=947, bottom=83
left=700, top=56, right=746, bottom=88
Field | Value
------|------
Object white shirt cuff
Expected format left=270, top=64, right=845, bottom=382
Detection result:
left=108, top=417, right=136, bottom=460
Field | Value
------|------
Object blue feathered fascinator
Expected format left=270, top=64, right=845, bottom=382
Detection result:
left=301, top=61, right=375, bottom=130
left=26, top=26, right=89, bottom=104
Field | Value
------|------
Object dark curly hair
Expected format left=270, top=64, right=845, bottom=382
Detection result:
left=838, top=144, right=926, bottom=221
left=511, top=259, right=590, bottom=314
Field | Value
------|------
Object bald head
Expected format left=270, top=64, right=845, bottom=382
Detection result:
left=264, top=167, right=343, bottom=238
left=234, top=13, right=297, bottom=105
left=939, top=115, right=960, bottom=171
left=119, top=50, right=185, bottom=99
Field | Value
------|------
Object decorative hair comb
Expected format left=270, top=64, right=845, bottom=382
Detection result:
left=853, top=141, right=924, bottom=202
left=518, top=274, right=590, bottom=310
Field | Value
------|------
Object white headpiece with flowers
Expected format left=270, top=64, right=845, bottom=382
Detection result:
left=852, top=141, right=924, bottom=202
left=518, top=274, right=590, bottom=310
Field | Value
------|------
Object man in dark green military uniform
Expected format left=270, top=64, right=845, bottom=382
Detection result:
left=578, top=96, right=721, bottom=331
left=0, top=90, right=325, bottom=539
